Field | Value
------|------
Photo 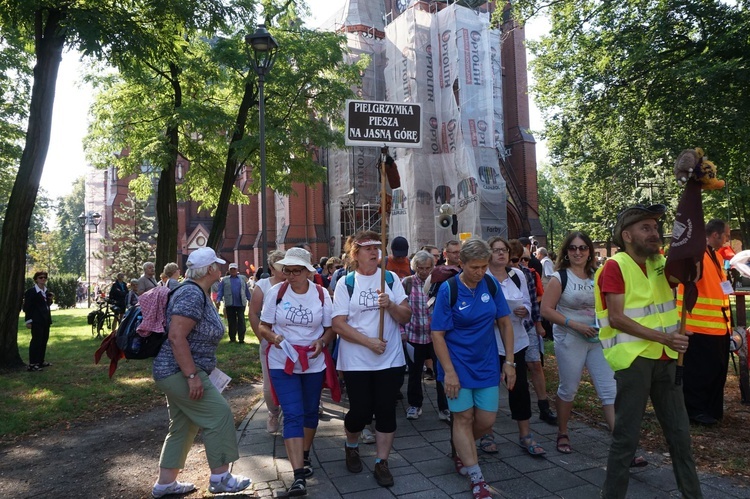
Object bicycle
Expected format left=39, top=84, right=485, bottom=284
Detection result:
left=91, top=299, right=117, bottom=339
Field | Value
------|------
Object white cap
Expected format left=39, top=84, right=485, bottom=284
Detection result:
left=186, top=247, right=226, bottom=269
left=228, top=263, right=239, bottom=270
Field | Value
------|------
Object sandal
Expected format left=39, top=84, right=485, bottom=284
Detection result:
left=519, top=434, right=546, bottom=456
left=556, top=433, right=572, bottom=454
left=630, top=456, right=648, bottom=468
left=477, top=433, right=498, bottom=454
left=453, top=455, right=468, bottom=476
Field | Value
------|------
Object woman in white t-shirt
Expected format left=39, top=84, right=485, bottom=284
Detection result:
left=259, top=247, right=334, bottom=497
left=332, top=230, right=411, bottom=489
left=541, top=231, right=616, bottom=455
left=248, top=250, right=286, bottom=433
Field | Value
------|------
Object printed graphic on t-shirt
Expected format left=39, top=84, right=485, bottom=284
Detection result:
left=281, top=301, right=315, bottom=325
left=358, top=288, right=379, bottom=310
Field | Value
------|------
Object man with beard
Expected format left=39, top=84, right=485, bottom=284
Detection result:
left=595, top=204, right=702, bottom=499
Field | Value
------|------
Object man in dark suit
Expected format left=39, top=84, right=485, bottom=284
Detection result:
left=23, top=271, right=53, bottom=372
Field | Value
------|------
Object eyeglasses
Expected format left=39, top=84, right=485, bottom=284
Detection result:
left=510, top=258, right=520, bottom=264
left=492, top=247, right=509, bottom=254
left=521, top=257, right=530, bottom=262
left=567, top=245, right=590, bottom=253
left=282, top=267, right=305, bottom=276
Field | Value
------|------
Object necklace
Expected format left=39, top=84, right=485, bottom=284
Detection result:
left=459, top=275, right=476, bottom=307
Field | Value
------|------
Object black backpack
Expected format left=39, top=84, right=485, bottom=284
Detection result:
left=115, top=281, right=204, bottom=359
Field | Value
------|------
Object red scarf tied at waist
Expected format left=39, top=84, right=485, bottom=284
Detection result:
left=266, top=341, right=341, bottom=405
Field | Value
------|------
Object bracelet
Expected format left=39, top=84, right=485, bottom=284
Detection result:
left=319, top=339, right=326, bottom=348
left=564, top=317, right=570, bottom=327
left=504, top=360, right=516, bottom=368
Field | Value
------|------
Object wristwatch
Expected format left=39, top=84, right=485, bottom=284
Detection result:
left=320, top=340, right=326, bottom=348
left=504, top=361, right=517, bottom=368
left=186, top=372, right=198, bottom=379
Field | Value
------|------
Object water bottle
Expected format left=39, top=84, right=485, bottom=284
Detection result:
left=132, top=336, right=142, bottom=353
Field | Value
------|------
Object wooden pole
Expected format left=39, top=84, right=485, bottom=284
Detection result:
left=675, top=305, right=688, bottom=385
left=378, top=146, right=388, bottom=341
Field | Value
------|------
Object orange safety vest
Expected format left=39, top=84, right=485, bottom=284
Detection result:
left=676, top=248, right=731, bottom=336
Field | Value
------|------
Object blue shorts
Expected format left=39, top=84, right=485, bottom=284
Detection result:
left=446, top=386, right=499, bottom=413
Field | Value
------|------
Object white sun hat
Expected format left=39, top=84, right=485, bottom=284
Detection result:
left=273, top=247, right=315, bottom=273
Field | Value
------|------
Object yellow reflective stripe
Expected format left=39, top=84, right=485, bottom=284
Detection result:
left=685, top=318, right=727, bottom=329
left=694, top=296, right=728, bottom=307
left=688, top=308, right=726, bottom=319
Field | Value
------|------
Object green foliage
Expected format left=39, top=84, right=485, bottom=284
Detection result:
left=1, top=308, right=261, bottom=440
left=515, top=0, right=750, bottom=245
left=96, top=194, right=156, bottom=281
left=47, top=274, right=79, bottom=309
left=54, top=177, right=86, bottom=276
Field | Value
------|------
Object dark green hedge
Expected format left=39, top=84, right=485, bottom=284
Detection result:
left=25, top=274, right=80, bottom=309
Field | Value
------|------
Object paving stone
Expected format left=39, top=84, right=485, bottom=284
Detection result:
left=490, top=475, right=556, bottom=498
left=575, top=467, right=607, bottom=488
left=398, top=490, right=453, bottom=499
left=699, top=475, right=750, bottom=498
left=430, top=472, right=476, bottom=495
left=398, top=444, right=447, bottom=464
left=342, top=487, right=395, bottom=499
left=630, top=466, right=679, bottom=493
left=389, top=472, right=436, bottom=495
left=413, top=456, right=456, bottom=478
left=332, top=472, right=385, bottom=495
left=545, top=451, right=604, bottom=473
left=479, top=460, right=523, bottom=482
left=555, top=483, right=603, bottom=499
left=393, top=435, right=432, bottom=450
left=504, top=454, right=556, bottom=474
left=230, top=462, right=278, bottom=482
left=526, top=465, right=588, bottom=493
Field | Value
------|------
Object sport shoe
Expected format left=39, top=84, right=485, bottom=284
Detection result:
left=406, top=406, right=422, bottom=420
left=374, top=460, right=394, bottom=487
left=424, top=367, right=435, bottom=380
left=438, top=409, right=451, bottom=422
left=345, top=444, right=363, bottom=473
left=303, top=458, right=314, bottom=478
left=360, top=427, right=375, bottom=444
left=27, top=364, right=43, bottom=372
left=208, top=473, right=252, bottom=494
left=472, top=480, right=492, bottom=499
left=151, top=480, right=196, bottom=498
left=287, top=477, right=307, bottom=497
left=267, top=411, right=280, bottom=433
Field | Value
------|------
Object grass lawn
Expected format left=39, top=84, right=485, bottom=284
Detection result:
left=0, top=308, right=261, bottom=443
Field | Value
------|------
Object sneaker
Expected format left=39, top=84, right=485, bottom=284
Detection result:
left=287, top=477, right=307, bottom=497
left=374, top=460, right=394, bottom=487
left=424, top=367, right=435, bottom=380
left=267, top=411, right=280, bottom=433
left=27, top=364, right=43, bottom=372
left=318, top=402, right=324, bottom=416
left=438, top=409, right=451, bottom=422
left=360, top=427, right=376, bottom=444
left=345, top=444, right=363, bottom=473
left=41, top=362, right=52, bottom=367
left=303, top=458, right=314, bottom=478
left=472, top=480, right=492, bottom=499
left=151, top=480, right=196, bottom=498
left=406, top=406, right=422, bottom=420
left=208, top=473, right=252, bottom=494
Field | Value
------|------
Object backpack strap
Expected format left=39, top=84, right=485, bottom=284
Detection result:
left=483, top=274, right=499, bottom=297
left=277, top=281, right=325, bottom=307
left=559, top=268, right=568, bottom=294
left=402, top=276, right=413, bottom=298
left=346, top=270, right=394, bottom=299
left=506, top=268, right=521, bottom=290
left=448, top=276, right=459, bottom=308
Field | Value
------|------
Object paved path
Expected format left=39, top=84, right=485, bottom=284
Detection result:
left=232, top=378, right=748, bottom=498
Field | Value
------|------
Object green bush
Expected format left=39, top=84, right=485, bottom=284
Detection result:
left=24, top=274, right=79, bottom=309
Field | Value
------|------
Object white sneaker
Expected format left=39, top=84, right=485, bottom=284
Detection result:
left=152, top=480, right=195, bottom=498
left=267, top=411, right=280, bottom=433
left=438, top=409, right=451, bottom=422
left=360, top=427, right=376, bottom=444
left=406, top=406, right=422, bottom=420
left=208, top=473, right=252, bottom=494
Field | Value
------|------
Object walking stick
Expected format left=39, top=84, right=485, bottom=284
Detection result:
left=378, top=146, right=389, bottom=342
left=675, top=306, right=689, bottom=386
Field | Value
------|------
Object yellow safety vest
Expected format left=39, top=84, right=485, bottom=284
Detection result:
left=594, top=252, right=679, bottom=371
left=676, top=249, right=730, bottom=336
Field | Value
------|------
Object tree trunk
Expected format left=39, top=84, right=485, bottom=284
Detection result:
left=207, top=78, right=256, bottom=250
left=155, top=63, right=181, bottom=271
left=0, top=9, right=66, bottom=371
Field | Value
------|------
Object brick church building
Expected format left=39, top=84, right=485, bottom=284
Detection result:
left=85, top=0, right=542, bottom=282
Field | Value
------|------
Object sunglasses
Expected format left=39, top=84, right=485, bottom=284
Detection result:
left=521, top=257, right=530, bottom=262
left=334, top=265, right=344, bottom=269
left=567, top=245, right=589, bottom=253
left=37, top=276, right=48, bottom=280
left=510, top=258, right=520, bottom=264
left=282, top=267, right=305, bottom=276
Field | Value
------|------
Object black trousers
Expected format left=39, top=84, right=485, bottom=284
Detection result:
left=682, top=332, right=730, bottom=420
left=500, top=347, right=531, bottom=421
left=343, top=367, right=404, bottom=434
left=29, top=322, right=51, bottom=366
left=225, top=306, right=246, bottom=342
left=407, top=341, right=448, bottom=411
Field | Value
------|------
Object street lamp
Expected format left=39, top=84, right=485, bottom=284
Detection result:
left=78, top=211, right=102, bottom=308
left=246, top=24, right=279, bottom=279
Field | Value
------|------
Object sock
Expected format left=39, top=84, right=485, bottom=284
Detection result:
left=293, top=468, right=306, bottom=481
left=375, top=458, right=383, bottom=464
left=303, top=450, right=310, bottom=460
left=346, top=442, right=359, bottom=448
left=464, top=464, right=484, bottom=484
left=153, top=481, right=175, bottom=491
left=210, top=471, right=229, bottom=483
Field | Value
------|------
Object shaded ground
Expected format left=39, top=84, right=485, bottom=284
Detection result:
left=0, top=384, right=260, bottom=499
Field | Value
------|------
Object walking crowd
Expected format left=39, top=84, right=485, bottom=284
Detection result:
left=24, top=203, right=736, bottom=499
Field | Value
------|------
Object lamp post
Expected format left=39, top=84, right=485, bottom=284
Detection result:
left=246, top=24, right=279, bottom=279
left=78, top=211, right=102, bottom=308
